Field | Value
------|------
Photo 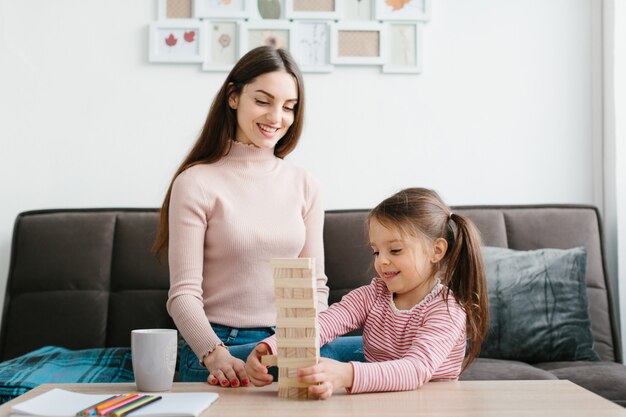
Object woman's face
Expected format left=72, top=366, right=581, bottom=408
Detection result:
left=228, top=70, right=298, bottom=149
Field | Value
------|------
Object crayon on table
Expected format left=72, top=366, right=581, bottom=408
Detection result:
left=76, top=395, right=123, bottom=416
left=107, top=395, right=162, bottom=417
left=98, top=395, right=143, bottom=416
left=95, top=395, right=138, bottom=415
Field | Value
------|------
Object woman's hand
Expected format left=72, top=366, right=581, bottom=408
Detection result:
left=245, top=343, right=274, bottom=387
left=204, top=345, right=249, bottom=388
left=297, top=358, right=354, bottom=400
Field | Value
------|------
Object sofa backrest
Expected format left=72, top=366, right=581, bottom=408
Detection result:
left=0, top=206, right=619, bottom=363
left=325, top=205, right=620, bottom=363
left=0, top=209, right=170, bottom=361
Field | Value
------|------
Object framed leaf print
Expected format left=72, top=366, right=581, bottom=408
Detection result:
left=149, top=19, right=207, bottom=63
left=375, top=0, right=431, bottom=21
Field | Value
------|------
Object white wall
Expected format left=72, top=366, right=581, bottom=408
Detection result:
left=611, top=0, right=626, bottom=362
left=0, top=0, right=597, bottom=315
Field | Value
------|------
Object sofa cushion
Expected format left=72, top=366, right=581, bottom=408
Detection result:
left=0, top=346, right=134, bottom=404
left=460, top=358, right=557, bottom=380
left=534, top=361, right=626, bottom=407
left=495, top=207, right=617, bottom=362
left=480, top=246, right=599, bottom=363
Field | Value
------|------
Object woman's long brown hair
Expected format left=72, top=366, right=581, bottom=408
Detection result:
left=153, top=46, right=306, bottom=259
left=368, top=188, right=489, bottom=371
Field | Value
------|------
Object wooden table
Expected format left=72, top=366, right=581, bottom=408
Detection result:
left=1, top=380, right=625, bottom=417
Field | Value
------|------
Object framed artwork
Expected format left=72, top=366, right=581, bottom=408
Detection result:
left=374, top=0, right=431, bottom=21
left=343, top=0, right=372, bottom=20
left=256, top=0, right=283, bottom=19
left=330, top=22, right=387, bottom=65
left=239, top=20, right=295, bottom=55
left=148, top=0, right=431, bottom=73
left=149, top=19, right=207, bottom=63
left=294, top=21, right=333, bottom=72
left=285, top=0, right=340, bottom=20
left=382, top=23, right=422, bottom=73
left=157, top=0, right=192, bottom=19
left=203, top=21, right=240, bottom=71
left=194, top=0, right=252, bottom=19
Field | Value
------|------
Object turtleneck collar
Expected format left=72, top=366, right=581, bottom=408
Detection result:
left=220, top=140, right=279, bottom=171
left=228, top=140, right=275, bottom=160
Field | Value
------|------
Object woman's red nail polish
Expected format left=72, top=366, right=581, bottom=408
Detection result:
left=242, top=379, right=250, bottom=386
left=211, top=378, right=218, bottom=384
left=222, top=380, right=229, bottom=385
left=231, top=379, right=239, bottom=386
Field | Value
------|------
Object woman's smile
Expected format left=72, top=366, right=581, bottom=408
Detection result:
left=257, top=123, right=280, bottom=137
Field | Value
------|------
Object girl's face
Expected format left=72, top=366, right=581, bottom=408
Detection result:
left=369, top=218, right=441, bottom=309
left=228, top=70, right=298, bottom=149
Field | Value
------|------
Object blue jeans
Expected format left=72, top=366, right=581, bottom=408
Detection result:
left=179, top=324, right=364, bottom=382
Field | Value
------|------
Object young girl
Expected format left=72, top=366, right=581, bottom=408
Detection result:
left=246, top=187, right=489, bottom=398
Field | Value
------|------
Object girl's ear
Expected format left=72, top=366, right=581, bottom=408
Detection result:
left=431, top=238, right=448, bottom=263
left=227, top=83, right=239, bottom=110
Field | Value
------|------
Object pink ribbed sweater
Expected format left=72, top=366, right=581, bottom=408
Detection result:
left=166, top=140, right=329, bottom=360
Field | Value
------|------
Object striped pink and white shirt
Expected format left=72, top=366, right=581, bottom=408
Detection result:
left=263, top=277, right=467, bottom=394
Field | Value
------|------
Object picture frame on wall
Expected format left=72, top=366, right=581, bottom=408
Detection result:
left=343, top=0, right=372, bottom=20
left=382, top=23, right=422, bottom=73
left=285, top=0, right=340, bottom=20
left=256, top=0, right=284, bottom=19
left=374, top=0, right=431, bottom=21
left=148, top=0, right=431, bottom=74
left=157, top=0, right=193, bottom=19
left=203, top=20, right=240, bottom=71
left=294, top=21, right=333, bottom=72
left=148, top=19, right=207, bottom=63
left=330, top=22, right=387, bottom=65
left=194, top=0, right=252, bottom=19
left=238, top=20, right=295, bottom=56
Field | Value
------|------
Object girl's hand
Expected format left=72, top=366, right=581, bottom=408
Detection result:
left=245, top=343, right=274, bottom=387
left=297, top=358, right=354, bottom=400
left=204, top=345, right=249, bottom=388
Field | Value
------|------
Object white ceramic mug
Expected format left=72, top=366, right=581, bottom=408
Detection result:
left=131, top=329, right=177, bottom=392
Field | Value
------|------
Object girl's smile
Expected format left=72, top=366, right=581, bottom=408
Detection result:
left=381, top=270, right=400, bottom=280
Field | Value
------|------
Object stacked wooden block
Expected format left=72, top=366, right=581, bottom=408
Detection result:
left=263, top=258, right=319, bottom=399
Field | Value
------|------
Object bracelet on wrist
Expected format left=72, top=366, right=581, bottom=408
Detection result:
left=199, top=343, right=228, bottom=367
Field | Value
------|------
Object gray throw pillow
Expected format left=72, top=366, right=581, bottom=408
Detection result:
left=480, top=246, right=599, bottom=363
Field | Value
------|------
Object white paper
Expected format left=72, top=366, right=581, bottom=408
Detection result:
left=11, top=388, right=219, bottom=417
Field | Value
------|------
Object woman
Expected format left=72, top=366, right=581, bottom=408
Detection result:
left=155, top=47, right=362, bottom=388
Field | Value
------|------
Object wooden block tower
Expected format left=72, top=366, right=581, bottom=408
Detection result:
left=262, top=258, right=319, bottom=399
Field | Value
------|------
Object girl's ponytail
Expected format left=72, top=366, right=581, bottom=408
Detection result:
left=443, top=213, right=489, bottom=370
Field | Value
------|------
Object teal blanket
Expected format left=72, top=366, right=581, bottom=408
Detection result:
left=0, top=346, right=134, bottom=404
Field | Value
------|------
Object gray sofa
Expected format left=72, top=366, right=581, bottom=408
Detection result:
left=1, top=206, right=625, bottom=406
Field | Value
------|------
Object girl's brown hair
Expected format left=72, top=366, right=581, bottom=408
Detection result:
left=153, top=46, right=305, bottom=258
left=368, top=187, right=488, bottom=371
